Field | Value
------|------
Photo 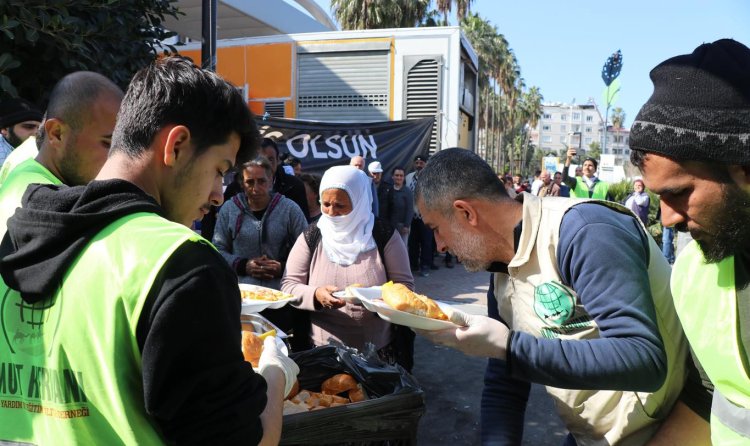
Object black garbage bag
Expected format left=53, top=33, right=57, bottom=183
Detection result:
left=289, top=343, right=420, bottom=398
left=282, top=343, right=425, bottom=445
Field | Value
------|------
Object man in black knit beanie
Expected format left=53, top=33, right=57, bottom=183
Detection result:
left=630, top=38, right=750, bottom=445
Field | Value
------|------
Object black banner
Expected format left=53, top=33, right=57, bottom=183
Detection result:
left=255, top=116, right=434, bottom=177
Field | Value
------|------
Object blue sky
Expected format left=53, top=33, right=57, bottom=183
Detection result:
left=312, top=0, right=750, bottom=126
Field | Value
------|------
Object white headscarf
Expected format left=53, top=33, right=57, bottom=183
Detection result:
left=317, top=165, right=376, bottom=266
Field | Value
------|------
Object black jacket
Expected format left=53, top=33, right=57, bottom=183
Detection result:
left=274, top=169, right=309, bottom=220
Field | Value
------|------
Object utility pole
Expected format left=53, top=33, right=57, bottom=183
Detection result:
left=201, top=0, right=217, bottom=72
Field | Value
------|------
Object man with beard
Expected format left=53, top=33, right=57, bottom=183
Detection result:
left=414, top=148, right=687, bottom=445
left=629, top=39, right=750, bottom=446
left=0, top=97, right=42, bottom=165
left=0, top=72, right=123, bottom=236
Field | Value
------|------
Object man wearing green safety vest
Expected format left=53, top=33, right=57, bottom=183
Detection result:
left=0, top=71, right=123, bottom=236
left=0, top=57, right=298, bottom=445
left=562, top=149, right=613, bottom=200
left=631, top=38, right=750, bottom=446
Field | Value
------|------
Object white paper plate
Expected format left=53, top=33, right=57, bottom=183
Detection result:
left=331, top=290, right=361, bottom=303
left=349, top=286, right=459, bottom=331
left=239, top=284, right=300, bottom=314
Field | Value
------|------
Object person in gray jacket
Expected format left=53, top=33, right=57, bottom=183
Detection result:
left=214, top=156, right=309, bottom=349
left=214, top=156, right=307, bottom=289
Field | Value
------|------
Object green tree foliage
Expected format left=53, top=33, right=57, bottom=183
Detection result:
left=435, top=0, right=474, bottom=23
left=461, top=12, right=541, bottom=175
left=0, top=0, right=180, bottom=104
left=331, top=0, right=430, bottom=30
left=587, top=141, right=601, bottom=160
left=611, top=106, right=626, bottom=129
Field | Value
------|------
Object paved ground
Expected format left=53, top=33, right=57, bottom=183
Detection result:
left=410, top=256, right=567, bottom=445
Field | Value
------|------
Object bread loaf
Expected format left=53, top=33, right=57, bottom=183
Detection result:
left=381, top=281, right=448, bottom=320
left=321, top=373, right=358, bottom=395
left=241, top=330, right=263, bottom=367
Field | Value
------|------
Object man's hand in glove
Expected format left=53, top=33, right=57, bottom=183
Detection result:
left=256, top=336, right=300, bottom=398
left=415, top=308, right=511, bottom=360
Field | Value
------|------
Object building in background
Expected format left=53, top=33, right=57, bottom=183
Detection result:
left=178, top=27, right=478, bottom=154
left=530, top=100, right=631, bottom=166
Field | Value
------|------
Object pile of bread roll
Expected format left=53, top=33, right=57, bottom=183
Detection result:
left=283, top=373, right=368, bottom=415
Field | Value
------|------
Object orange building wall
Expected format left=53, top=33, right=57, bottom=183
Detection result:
left=245, top=43, right=293, bottom=99
left=179, top=49, right=200, bottom=65
left=178, top=44, right=293, bottom=116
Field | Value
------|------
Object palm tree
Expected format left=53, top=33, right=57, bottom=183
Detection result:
left=611, top=106, right=626, bottom=129
left=331, top=0, right=430, bottom=30
left=460, top=13, right=499, bottom=164
left=436, top=0, right=474, bottom=24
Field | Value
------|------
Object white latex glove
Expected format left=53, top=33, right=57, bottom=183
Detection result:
left=256, top=337, right=300, bottom=398
left=415, top=308, right=510, bottom=360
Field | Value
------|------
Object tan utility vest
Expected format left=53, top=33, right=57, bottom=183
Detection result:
left=493, top=194, right=686, bottom=445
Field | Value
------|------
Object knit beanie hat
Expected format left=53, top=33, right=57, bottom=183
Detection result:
left=629, top=39, right=750, bottom=164
left=0, top=97, right=43, bottom=129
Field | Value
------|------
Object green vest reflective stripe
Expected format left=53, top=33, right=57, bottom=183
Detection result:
left=0, top=212, right=204, bottom=445
left=713, top=389, right=750, bottom=440
left=672, top=241, right=750, bottom=444
left=572, top=176, right=609, bottom=199
left=0, top=158, right=61, bottom=236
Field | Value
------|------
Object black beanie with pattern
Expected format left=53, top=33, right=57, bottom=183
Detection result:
left=629, top=38, right=750, bottom=164
left=0, top=97, right=42, bottom=129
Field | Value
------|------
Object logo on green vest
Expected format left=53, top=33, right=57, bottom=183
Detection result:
left=1, top=288, right=62, bottom=356
left=533, top=281, right=575, bottom=325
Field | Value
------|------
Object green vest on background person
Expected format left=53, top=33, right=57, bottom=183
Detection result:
left=572, top=177, right=609, bottom=199
left=0, top=158, right=62, bottom=236
left=0, top=135, right=39, bottom=187
left=672, top=241, right=750, bottom=445
left=0, top=212, right=203, bottom=444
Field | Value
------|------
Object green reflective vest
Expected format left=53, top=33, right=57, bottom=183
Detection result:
left=0, top=135, right=39, bottom=187
left=572, top=176, right=609, bottom=199
left=0, top=212, right=203, bottom=445
left=672, top=241, right=750, bottom=445
left=0, top=158, right=61, bottom=236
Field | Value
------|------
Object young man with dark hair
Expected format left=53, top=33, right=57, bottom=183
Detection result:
left=260, top=137, right=310, bottom=220
left=414, top=148, right=686, bottom=445
left=0, top=72, right=124, bottom=236
left=0, top=57, right=297, bottom=445
left=562, top=150, right=613, bottom=200
left=629, top=38, right=750, bottom=446
left=406, top=154, right=438, bottom=276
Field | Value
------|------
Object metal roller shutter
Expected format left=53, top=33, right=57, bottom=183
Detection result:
left=297, top=50, right=390, bottom=121
left=404, top=57, right=441, bottom=154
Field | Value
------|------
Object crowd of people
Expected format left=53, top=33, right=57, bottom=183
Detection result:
left=0, top=37, right=748, bottom=446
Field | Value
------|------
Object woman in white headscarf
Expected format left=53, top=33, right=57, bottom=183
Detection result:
left=281, top=166, right=414, bottom=366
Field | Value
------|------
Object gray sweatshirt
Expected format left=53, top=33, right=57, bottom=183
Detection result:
left=213, top=192, right=307, bottom=288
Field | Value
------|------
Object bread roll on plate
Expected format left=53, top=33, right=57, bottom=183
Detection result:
left=381, top=281, right=449, bottom=320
